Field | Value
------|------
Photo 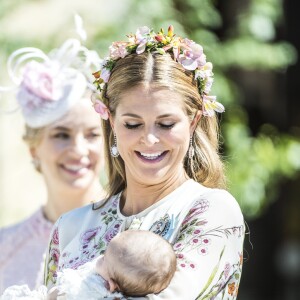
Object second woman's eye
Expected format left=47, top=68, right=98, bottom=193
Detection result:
left=86, top=132, right=102, bottom=139
left=124, top=123, right=142, bottom=129
left=53, top=132, right=70, bottom=140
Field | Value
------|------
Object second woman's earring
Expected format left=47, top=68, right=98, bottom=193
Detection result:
left=32, top=158, right=41, bottom=170
left=110, top=134, right=119, bottom=158
left=188, top=135, right=194, bottom=160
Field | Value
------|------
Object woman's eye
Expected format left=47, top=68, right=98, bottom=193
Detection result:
left=159, top=123, right=175, bottom=129
left=87, top=132, right=101, bottom=139
left=124, top=123, right=141, bottom=129
left=53, top=132, right=70, bottom=139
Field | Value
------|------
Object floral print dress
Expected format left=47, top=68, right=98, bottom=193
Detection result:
left=44, top=180, right=245, bottom=300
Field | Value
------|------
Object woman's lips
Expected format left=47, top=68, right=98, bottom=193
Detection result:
left=61, top=164, right=91, bottom=176
left=135, top=151, right=168, bottom=163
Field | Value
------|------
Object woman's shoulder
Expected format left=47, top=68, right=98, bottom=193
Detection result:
left=191, top=182, right=244, bottom=225
left=0, top=207, right=50, bottom=242
left=0, top=207, right=52, bottom=265
left=189, top=180, right=239, bottom=204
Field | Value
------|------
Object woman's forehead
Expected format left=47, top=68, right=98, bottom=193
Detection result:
left=116, top=86, right=186, bottom=114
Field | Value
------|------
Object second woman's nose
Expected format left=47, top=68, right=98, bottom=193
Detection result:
left=69, top=135, right=89, bottom=157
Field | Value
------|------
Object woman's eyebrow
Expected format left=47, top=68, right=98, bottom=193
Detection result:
left=51, top=126, right=71, bottom=131
left=121, top=113, right=141, bottom=118
left=156, top=114, right=174, bottom=119
left=121, top=113, right=174, bottom=119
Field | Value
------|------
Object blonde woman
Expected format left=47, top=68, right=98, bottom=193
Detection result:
left=45, top=26, right=245, bottom=299
left=0, top=36, right=105, bottom=292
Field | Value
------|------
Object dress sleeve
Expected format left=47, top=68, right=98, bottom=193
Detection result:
left=146, top=190, right=245, bottom=300
left=44, top=217, right=62, bottom=289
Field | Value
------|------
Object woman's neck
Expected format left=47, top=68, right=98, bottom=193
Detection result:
left=43, top=183, right=105, bottom=223
left=121, top=172, right=189, bottom=216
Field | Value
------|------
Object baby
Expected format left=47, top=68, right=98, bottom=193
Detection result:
left=48, top=230, right=177, bottom=299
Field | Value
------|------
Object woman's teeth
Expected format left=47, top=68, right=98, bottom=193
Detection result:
left=64, top=165, right=88, bottom=172
left=139, top=152, right=163, bottom=160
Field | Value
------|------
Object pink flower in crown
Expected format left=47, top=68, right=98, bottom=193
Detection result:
left=135, top=26, right=151, bottom=54
left=109, top=41, right=129, bottom=60
left=93, top=99, right=109, bottom=120
left=91, top=92, right=109, bottom=120
left=100, top=68, right=111, bottom=83
left=97, top=59, right=111, bottom=83
left=203, top=95, right=225, bottom=117
left=179, top=39, right=207, bottom=71
left=21, top=60, right=62, bottom=101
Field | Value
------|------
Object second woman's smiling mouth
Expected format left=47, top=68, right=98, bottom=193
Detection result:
left=60, top=162, right=92, bottom=176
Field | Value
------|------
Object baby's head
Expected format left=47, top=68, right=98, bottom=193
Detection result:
left=96, top=230, right=177, bottom=296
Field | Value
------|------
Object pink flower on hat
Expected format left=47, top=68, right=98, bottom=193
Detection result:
left=21, top=60, right=62, bottom=102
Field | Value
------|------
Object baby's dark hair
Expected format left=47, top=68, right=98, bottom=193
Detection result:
left=106, top=230, right=177, bottom=296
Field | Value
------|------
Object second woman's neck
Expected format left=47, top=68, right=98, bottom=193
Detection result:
left=43, top=183, right=105, bottom=223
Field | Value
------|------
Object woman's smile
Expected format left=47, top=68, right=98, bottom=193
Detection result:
left=135, top=150, right=168, bottom=163
left=60, top=162, right=92, bottom=177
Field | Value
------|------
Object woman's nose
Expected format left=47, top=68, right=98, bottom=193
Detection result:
left=70, top=135, right=89, bottom=156
left=141, top=129, right=160, bottom=146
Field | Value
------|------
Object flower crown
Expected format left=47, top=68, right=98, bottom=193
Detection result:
left=92, top=25, right=224, bottom=119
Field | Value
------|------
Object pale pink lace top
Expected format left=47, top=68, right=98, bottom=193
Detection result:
left=0, top=207, right=53, bottom=293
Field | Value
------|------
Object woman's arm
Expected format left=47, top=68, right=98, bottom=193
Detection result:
left=147, top=190, right=245, bottom=300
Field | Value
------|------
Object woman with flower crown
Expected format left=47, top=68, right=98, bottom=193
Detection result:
left=44, top=25, right=245, bottom=300
left=0, top=26, right=106, bottom=292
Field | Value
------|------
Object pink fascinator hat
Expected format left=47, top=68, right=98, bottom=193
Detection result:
left=0, top=17, right=101, bottom=128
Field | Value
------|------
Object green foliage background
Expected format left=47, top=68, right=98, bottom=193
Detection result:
left=0, top=0, right=299, bottom=220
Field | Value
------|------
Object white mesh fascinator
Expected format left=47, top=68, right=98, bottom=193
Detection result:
left=1, top=32, right=101, bottom=128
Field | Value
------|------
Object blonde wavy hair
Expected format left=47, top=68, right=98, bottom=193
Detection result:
left=100, top=52, right=225, bottom=199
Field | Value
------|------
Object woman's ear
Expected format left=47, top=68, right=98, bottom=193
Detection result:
left=107, top=278, right=120, bottom=293
left=30, top=147, right=37, bottom=160
left=190, top=110, right=202, bottom=133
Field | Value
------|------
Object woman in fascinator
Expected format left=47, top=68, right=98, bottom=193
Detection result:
left=0, top=16, right=106, bottom=292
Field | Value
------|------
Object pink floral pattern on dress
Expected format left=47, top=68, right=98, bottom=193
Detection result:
left=45, top=197, right=123, bottom=283
left=52, top=227, right=59, bottom=245
left=173, top=199, right=244, bottom=300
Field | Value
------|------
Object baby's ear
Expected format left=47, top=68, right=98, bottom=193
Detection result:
left=107, top=278, right=120, bottom=293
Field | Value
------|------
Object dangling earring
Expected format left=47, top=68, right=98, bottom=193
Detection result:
left=31, top=158, right=41, bottom=170
left=110, top=133, right=119, bottom=158
left=188, top=135, right=194, bottom=160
